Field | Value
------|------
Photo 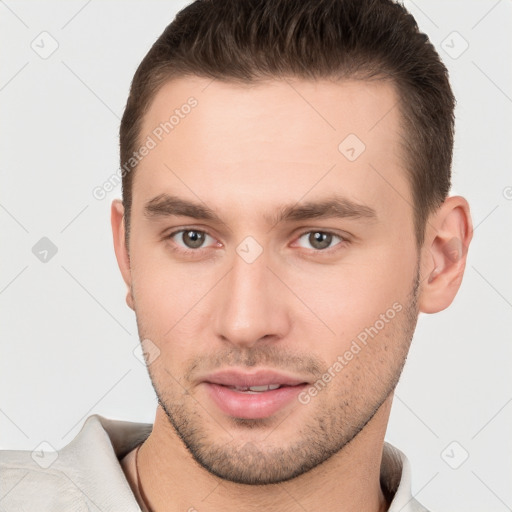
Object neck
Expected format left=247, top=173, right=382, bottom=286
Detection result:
left=135, top=397, right=393, bottom=512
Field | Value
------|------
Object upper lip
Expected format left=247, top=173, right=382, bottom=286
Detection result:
left=202, top=369, right=309, bottom=388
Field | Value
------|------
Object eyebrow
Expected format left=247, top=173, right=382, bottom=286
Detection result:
left=144, top=194, right=222, bottom=222
left=143, top=193, right=377, bottom=226
left=268, top=196, right=377, bottom=225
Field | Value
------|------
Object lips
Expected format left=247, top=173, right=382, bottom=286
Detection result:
left=203, top=369, right=308, bottom=388
left=201, top=369, right=309, bottom=419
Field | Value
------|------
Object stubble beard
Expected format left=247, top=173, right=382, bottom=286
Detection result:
left=139, top=271, right=420, bottom=485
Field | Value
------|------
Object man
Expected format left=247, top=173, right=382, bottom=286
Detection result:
left=0, top=0, right=472, bottom=510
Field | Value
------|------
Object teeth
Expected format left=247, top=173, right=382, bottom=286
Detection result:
left=229, top=384, right=282, bottom=392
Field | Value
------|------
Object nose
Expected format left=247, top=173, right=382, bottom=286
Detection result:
left=213, top=247, right=291, bottom=349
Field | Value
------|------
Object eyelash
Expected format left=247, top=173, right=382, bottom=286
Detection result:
left=166, top=229, right=219, bottom=257
left=294, top=229, right=347, bottom=251
left=165, top=228, right=348, bottom=256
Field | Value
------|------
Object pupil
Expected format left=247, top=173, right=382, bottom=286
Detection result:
left=310, top=232, right=331, bottom=250
left=184, top=230, right=204, bottom=248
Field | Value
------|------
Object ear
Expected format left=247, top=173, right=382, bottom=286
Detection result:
left=111, top=199, right=135, bottom=310
left=418, top=196, right=473, bottom=314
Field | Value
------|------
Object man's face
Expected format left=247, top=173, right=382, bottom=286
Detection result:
left=125, top=77, right=420, bottom=484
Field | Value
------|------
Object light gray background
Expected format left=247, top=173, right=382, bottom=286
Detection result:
left=1, top=1, right=511, bottom=511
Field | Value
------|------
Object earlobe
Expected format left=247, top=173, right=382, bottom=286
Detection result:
left=418, top=196, right=473, bottom=314
left=111, top=199, right=135, bottom=311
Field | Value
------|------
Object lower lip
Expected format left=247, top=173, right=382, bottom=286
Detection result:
left=204, top=383, right=307, bottom=419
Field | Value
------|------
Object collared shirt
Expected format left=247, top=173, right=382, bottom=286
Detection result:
left=0, top=415, right=430, bottom=511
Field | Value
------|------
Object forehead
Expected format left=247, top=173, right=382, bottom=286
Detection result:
left=140, top=75, right=402, bottom=153
left=133, top=76, right=410, bottom=224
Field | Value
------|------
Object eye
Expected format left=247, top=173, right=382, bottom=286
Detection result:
left=295, top=231, right=345, bottom=251
left=169, top=229, right=217, bottom=250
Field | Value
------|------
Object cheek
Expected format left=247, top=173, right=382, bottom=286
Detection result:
left=129, top=246, right=221, bottom=359
left=130, top=251, right=184, bottom=327
left=284, top=244, right=417, bottom=357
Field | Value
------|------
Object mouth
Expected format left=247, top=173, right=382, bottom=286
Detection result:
left=201, top=369, right=309, bottom=419
left=223, top=383, right=287, bottom=393
left=203, top=368, right=309, bottom=388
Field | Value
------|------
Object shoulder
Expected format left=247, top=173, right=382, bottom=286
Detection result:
left=0, top=414, right=152, bottom=512
left=0, top=449, right=91, bottom=511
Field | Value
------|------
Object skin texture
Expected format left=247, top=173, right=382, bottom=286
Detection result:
left=112, top=76, right=472, bottom=511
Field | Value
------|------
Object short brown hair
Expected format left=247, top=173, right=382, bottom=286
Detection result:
left=120, top=0, right=455, bottom=246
